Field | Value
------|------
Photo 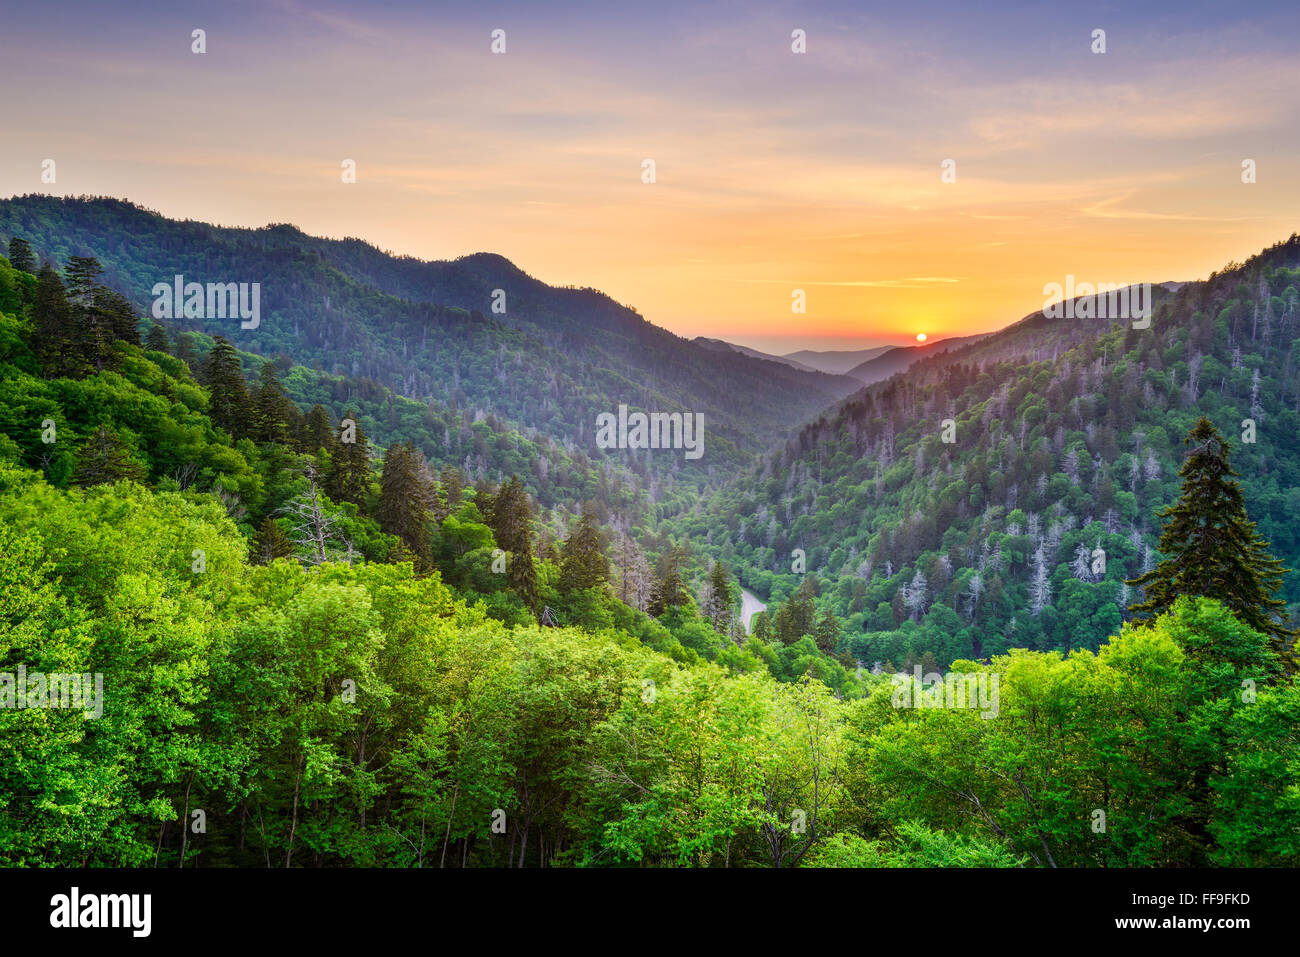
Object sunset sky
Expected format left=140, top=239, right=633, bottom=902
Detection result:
left=2, top=0, right=1297, bottom=352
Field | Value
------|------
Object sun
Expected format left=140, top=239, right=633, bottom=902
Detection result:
left=915, top=333, right=927, bottom=342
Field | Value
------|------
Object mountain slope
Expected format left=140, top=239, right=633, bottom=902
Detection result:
left=0, top=195, right=860, bottom=490
left=844, top=334, right=988, bottom=384
left=674, top=234, right=1300, bottom=668
left=783, top=346, right=895, bottom=375
left=692, top=337, right=822, bottom=372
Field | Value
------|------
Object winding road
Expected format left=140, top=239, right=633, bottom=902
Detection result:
left=739, top=588, right=767, bottom=634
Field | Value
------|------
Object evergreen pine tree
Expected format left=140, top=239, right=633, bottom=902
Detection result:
left=491, top=476, right=540, bottom=610
left=63, top=256, right=108, bottom=374
left=251, top=361, right=296, bottom=445
left=6, top=237, right=35, bottom=273
left=31, top=263, right=72, bottom=377
left=1128, top=416, right=1296, bottom=669
left=702, top=560, right=735, bottom=631
left=174, top=333, right=200, bottom=373
left=144, top=323, right=171, bottom=353
left=94, top=286, right=140, bottom=347
left=442, top=466, right=465, bottom=507
left=490, top=476, right=529, bottom=552
left=325, top=410, right=372, bottom=505
left=775, top=577, right=819, bottom=644
left=377, top=442, right=433, bottom=568
left=474, top=479, right=497, bottom=525
left=72, top=425, right=147, bottom=486
left=250, top=515, right=295, bottom=565
left=437, top=465, right=465, bottom=520
left=300, top=404, right=335, bottom=454
left=63, top=255, right=102, bottom=306
left=813, top=606, right=843, bottom=656
left=559, top=510, right=608, bottom=593
left=649, top=544, right=688, bottom=615
left=203, top=336, right=250, bottom=438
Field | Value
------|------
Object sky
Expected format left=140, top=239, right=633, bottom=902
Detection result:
left=1, top=0, right=1297, bottom=353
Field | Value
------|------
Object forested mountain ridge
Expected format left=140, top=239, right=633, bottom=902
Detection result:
left=843, top=333, right=990, bottom=385
left=0, top=195, right=860, bottom=489
left=784, top=346, right=894, bottom=375
left=692, top=336, right=821, bottom=372
left=678, top=234, right=1300, bottom=670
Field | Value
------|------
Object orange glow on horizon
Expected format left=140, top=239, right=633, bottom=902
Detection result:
left=0, top=9, right=1294, bottom=353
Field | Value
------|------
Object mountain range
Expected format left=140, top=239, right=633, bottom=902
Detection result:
left=782, top=346, right=895, bottom=375
left=0, top=196, right=859, bottom=504
left=4, top=194, right=1298, bottom=670
left=696, top=336, right=991, bottom=385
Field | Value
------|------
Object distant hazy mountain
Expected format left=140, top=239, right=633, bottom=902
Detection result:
left=781, top=345, right=896, bottom=375
left=692, top=337, right=821, bottom=372
left=844, top=334, right=988, bottom=385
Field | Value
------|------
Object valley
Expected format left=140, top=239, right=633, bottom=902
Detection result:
left=1, top=203, right=1297, bottom=871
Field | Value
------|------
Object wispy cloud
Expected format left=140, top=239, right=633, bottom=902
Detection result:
left=1, top=0, right=1294, bottom=346
left=720, top=277, right=964, bottom=288
left=1079, top=193, right=1260, bottom=223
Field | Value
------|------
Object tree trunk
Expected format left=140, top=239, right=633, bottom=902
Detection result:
left=177, top=773, right=195, bottom=868
left=285, top=753, right=304, bottom=868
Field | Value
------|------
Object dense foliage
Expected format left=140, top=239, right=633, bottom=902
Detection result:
left=4, top=461, right=1295, bottom=866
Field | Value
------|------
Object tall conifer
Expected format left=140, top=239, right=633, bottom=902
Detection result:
left=491, top=475, right=539, bottom=609
left=32, top=264, right=72, bottom=377
left=377, top=442, right=432, bottom=568
left=1128, top=417, right=1295, bottom=669
left=649, top=544, right=688, bottom=616
left=325, top=410, right=372, bottom=505
left=203, top=336, right=250, bottom=438
left=559, top=510, right=608, bottom=593
left=72, top=425, right=147, bottom=486
left=6, top=237, right=35, bottom=273
left=250, top=515, right=295, bottom=564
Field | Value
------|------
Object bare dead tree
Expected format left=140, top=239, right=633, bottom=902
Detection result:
left=281, top=465, right=353, bottom=566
